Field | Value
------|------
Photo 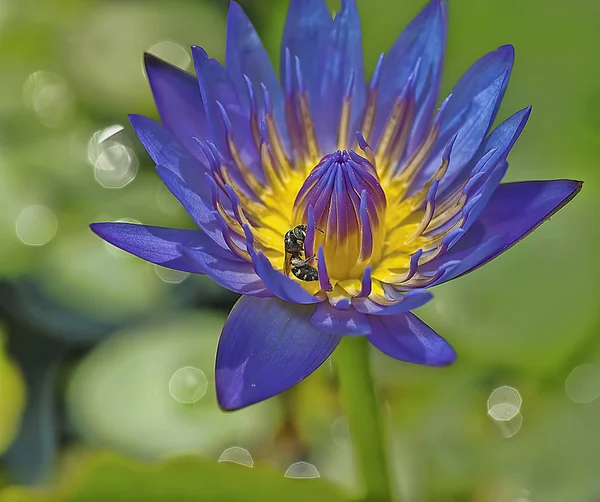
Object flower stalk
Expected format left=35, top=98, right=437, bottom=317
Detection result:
left=336, top=336, right=392, bottom=502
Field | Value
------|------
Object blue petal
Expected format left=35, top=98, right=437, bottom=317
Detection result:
left=413, top=45, right=514, bottom=193
left=226, top=2, right=285, bottom=130
left=281, top=0, right=332, bottom=101
left=128, top=114, right=210, bottom=200
left=180, top=247, right=269, bottom=297
left=443, top=45, right=514, bottom=123
left=448, top=106, right=532, bottom=244
left=423, top=179, right=583, bottom=285
left=368, top=312, right=456, bottom=366
left=90, top=222, right=226, bottom=273
left=313, top=0, right=366, bottom=151
left=216, top=296, right=339, bottom=410
left=191, top=46, right=256, bottom=164
left=155, top=166, right=226, bottom=248
left=376, top=0, right=447, bottom=152
left=144, top=53, right=209, bottom=156
left=311, top=302, right=371, bottom=335
left=353, top=289, right=433, bottom=315
left=248, top=248, right=320, bottom=304
left=352, top=289, right=433, bottom=315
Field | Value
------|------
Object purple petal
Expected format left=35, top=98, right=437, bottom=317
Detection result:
left=368, top=312, right=456, bottom=366
left=353, top=289, right=433, bottom=315
left=180, top=247, right=270, bottom=297
left=424, top=179, right=583, bottom=285
left=413, top=45, right=514, bottom=193
left=443, top=108, right=532, bottom=248
left=216, top=296, right=339, bottom=410
left=128, top=114, right=210, bottom=200
left=155, top=166, right=226, bottom=249
left=242, top=225, right=319, bottom=304
left=443, top=45, right=514, bottom=123
left=144, top=53, right=209, bottom=156
left=443, top=106, right=531, bottom=205
left=311, top=302, right=371, bottom=335
left=251, top=251, right=320, bottom=304
left=89, top=223, right=212, bottom=273
left=436, top=71, right=509, bottom=192
left=281, top=0, right=332, bottom=103
left=376, top=0, right=447, bottom=152
left=226, top=2, right=285, bottom=130
left=313, top=0, right=366, bottom=151
left=191, top=46, right=255, bottom=163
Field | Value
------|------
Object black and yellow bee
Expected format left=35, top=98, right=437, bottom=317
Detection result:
left=283, top=224, right=321, bottom=282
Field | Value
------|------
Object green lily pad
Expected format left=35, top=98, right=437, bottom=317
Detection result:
left=0, top=451, right=352, bottom=502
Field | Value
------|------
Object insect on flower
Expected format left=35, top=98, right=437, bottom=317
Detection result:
left=283, top=224, right=324, bottom=283
left=90, top=0, right=582, bottom=410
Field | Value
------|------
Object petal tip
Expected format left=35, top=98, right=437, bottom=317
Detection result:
left=89, top=222, right=103, bottom=238
left=216, top=388, right=242, bottom=412
left=431, top=343, right=457, bottom=366
left=143, top=51, right=165, bottom=68
left=127, top=113, right=152, bottom=130
left=496, top=44, right=515, bottom=63
left=191, top=45, right=209, bottom=60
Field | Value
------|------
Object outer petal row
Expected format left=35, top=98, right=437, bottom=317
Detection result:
left=89, top=222, right=270, bottom=297
left=216, top=296, right=340, bottom=410
left=217, top=296, right=455, bottom=410
left=281, top=0, right=366, bottom=152
left=376, top=0, right=447, bottom=153
left=144, top=53, right=210, bottom=157
left=420, top=179, right=583, bottom=285
left=412, top=45, right=514, bottom=194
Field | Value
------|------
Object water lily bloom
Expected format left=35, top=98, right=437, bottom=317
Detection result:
left=91, top=0, right=581, bottom=410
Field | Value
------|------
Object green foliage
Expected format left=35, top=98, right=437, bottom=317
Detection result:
left=0, top=451, right=353, bottom=502
left=0, top=330, right=26, bottom=455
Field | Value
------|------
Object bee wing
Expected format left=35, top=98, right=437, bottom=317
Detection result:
left=284, top=252, right=292, bottom=277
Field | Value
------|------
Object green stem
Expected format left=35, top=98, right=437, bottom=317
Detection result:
left=335, top=336, right=392, bottom=502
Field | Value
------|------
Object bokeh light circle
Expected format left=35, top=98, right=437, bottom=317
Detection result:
left=168, top=366, right=208, bottom=404
left=15, top=205, right=58, bottom=246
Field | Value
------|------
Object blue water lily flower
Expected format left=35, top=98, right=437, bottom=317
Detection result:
left=91, top=0, right=581, bottom=410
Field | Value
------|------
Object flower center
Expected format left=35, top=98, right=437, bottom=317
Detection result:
left=291, top=149, right=386, bottom=281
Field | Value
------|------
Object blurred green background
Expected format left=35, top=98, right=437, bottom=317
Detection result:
left=0, top=0, right=598, bottom=501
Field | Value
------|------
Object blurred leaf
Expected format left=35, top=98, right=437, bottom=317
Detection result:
left=0, top=330, right=26, bottom=455
left=2, top=334, right=64, bottom=484
left=0, top=281, right=117, bottom=346
left=0, top=451, right=353, bottom=502
left=66, top=312, right=281, bottom=459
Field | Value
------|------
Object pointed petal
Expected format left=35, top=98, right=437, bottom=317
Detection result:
left=155, top=166, right=226, bottom=248
left=226, top=2, right=285, bottom=127
left=377, top=0, right=447, bottom=151
left=89, top=223, right=224, bottom=273
left=191, top=46, right=256, bottom=163
left=368, top=312, right=456, bottom=366
left=216, top=296, right=339, bottom=410
left=444, top=45, right=514, bottom=121
left=249, top=250, right=320, bottom=304
left=281, top=0, right=331, bottom=97
left=180, top=247, right=269, bottom=297
left=314, top=0, right=366, bottom=151
left=414, top=45, right=514, bottom=193
left=144, top=53, right=209, bottom=155
left=128, top=114, right=210, bottom=200
left=423, top=179, right=583, bottom=285
left=448, top=106, right=532, bottom=239
left=353, top=289, right=433, bottom=315
left=311, top=302, right=371, bottom=335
